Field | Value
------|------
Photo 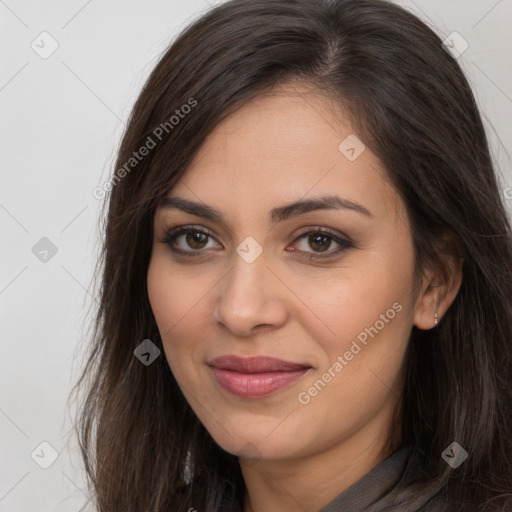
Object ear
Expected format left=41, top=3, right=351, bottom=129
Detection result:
left=413, top=234, right=464, bottom=330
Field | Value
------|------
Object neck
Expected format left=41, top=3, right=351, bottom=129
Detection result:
left=241, top=411, right=401, bottom=512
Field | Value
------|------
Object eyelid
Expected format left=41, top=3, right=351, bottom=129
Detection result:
left=293, top=225, right=351, bottom=242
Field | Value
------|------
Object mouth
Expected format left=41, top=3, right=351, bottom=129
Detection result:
left=208, top=355, right=312, bottom=398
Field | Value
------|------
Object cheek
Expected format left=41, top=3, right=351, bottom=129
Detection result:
left=147, top=256, right=188, bottom=367
left=298, top=294, right=409, bottom=403
left=293, top=245, right=414, bottom=409
left=294, top=329, right=408, bottom=459
left=147, top=261, right=177, bottom=336
left=294, top=278, right=412, bottom=445
left=298, top=252, right=413, bottom=359
left=147, top=255, right=207, bottom=336
left=147, top=254, right=214, bottom=381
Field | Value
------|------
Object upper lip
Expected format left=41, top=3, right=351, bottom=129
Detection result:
left=208, top=355, right=311, bottom=373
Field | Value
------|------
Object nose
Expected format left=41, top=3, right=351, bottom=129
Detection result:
left=212, top=249, right=288, bottom=337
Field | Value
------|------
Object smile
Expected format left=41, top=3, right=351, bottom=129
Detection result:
left=208, top=355, right=312, bottom=398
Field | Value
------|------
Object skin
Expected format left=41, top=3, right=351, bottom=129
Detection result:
left=147, top=82, right=462, bottom=512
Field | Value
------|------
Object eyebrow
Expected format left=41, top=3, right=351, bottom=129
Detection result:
left=159, top=194, right=373, bottom=224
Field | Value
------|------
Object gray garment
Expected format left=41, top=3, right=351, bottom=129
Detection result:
left=207, top=445, right=453, bottom=511
left=317, top=446, right=451, bottom=512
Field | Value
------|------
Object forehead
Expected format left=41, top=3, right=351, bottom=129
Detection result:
left=160, top=83, right=402, bottom=225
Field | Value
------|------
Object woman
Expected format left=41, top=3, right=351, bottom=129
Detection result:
left=71, top=0, right=512, bottom=510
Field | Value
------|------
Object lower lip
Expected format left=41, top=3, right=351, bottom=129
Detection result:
left=210, top=367, right=310, bottom=398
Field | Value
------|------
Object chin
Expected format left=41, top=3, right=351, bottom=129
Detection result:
left=205, top=418, right=303, bottom=462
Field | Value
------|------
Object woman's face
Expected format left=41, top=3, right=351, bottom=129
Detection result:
left=147, top=83, right=426, bottom=463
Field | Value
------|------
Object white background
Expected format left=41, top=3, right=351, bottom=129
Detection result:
left=1, top=0, right=511, bottom=510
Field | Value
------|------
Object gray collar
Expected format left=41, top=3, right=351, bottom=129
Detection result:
left=317, top=446, right=449, bottom=512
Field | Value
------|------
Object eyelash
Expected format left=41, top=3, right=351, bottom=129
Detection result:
left=159, top=225, right=354, bottom=260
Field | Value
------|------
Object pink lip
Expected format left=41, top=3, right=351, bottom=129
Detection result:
left=208, top=355, right=311, bottom=398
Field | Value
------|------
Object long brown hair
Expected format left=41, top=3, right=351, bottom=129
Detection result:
left=70, top=0, right=512, bottom=510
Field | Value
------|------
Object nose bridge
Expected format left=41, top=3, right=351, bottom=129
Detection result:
left=213, top=244, right=287, bottom=334
left=223, top=246, right=270, bottom=306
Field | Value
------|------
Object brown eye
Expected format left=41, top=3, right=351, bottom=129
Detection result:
left=160, top=226, right=221, bottom=256
left=291, top=227, right=354, bottom=259
left=307, top=233, right=332, bottom=252
left=185, top=231, right=209, bottom=249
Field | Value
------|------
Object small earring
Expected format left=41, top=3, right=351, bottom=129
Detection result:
left=434, top=312, right=438, bottom=325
